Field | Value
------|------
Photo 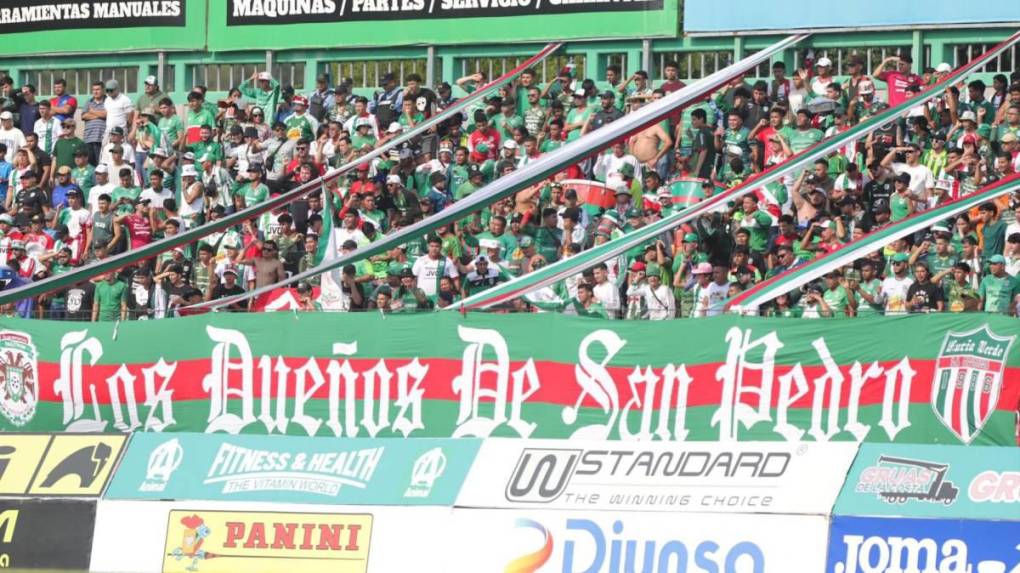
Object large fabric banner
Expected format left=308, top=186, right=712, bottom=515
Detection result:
left=0, top=313, right=1016, bottom=444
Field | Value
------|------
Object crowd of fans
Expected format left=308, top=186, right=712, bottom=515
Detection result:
left=0, top=51, right=1017, bottom=321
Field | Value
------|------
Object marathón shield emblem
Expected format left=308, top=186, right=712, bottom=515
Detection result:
left=0, top=330, right=39, bottom=426
left=931, top=325, right=1015, bottom=443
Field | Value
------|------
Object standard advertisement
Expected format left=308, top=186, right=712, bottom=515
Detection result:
left=457, top=439, right=857, bottom=514
left=449, top=510, right=828, bottom=572
left=826, top=515, right=1020, bottom=573
left=4, top=314, right=1019, bottom=445
left=105, top=433, right=478, bottom=506
left=0, top=433, right=126, bottom=497
left=91, top=500, right=451, bottom=573
left=0, top=499, right=96, bottom=570
left=835, top=443, right=1020, bottom=520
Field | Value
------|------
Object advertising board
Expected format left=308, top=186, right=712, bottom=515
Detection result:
left=449, top=509, right=829, bottom=572
left=0, top=499, right=96, bottom=570
left=457, top=439, right=858, bottom=514
left=834, top=443, right=1020, bottom=520
left=105, top=432, right=478, bottom=506
left=91, top=500, right=451, bottom=573
left=827, top=515, right=1020, bottom=573
left=2, top=314, right=1018, bottom=445
left=0, top=433, right=125, bottom=497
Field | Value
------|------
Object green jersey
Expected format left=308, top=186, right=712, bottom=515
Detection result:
left=946, top=280, right=980, bottom=313
left=94, top=280, right=126, bottom=321
left=158, top=115, right=184, bottom=149
left=71, top=165, right=95, bottom=196
left=855, top=279, right=883, bottom=316
left=978, top=273, right=1019, bottom=314
left=234, top=182, right=269, bottom=207
left=780, top=126, right=824, bottom=153
left=239, top=79, right=281, bottom=120
left=823, top=286, right=851, bottom=317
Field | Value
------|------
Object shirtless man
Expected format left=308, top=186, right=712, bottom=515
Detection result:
left=242, top=239, right=286, bottom=308
left=628, top=92, right=672, bottom=177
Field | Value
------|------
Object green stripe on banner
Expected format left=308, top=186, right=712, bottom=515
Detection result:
left=727, top=175, right=1020, bottom=311
left=453, top=30, right=1020, bottom=311
left=0, top=43, right=564, bottom=307
left=198, top=34, right=808, bottom=311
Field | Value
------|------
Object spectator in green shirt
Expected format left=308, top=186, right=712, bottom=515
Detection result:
left=240, top=71, right=281, bottom=122
left=978, top=255, right=1019, bottom=315
left=92, top=271, right=127, bottom=322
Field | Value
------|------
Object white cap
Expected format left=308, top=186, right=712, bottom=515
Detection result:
left=0, top=111, right=11, bottom=120
left=960, top=110, right=977, bottom=122
left=387, top=122, right=401, bottom=133
left=144, top=75, right=158, bottom=85
left=816, top=57, right=833, bottom=67
left=95, top=164, right=109, bottom=174
left=386, top=174, right=402, bottom=185
left=935, top=62, right=952, bottom=73
left=257, top=71, right=272, bottom=81
left=502, top=140, right=518, bottom=149
left=181, top=164, right=197, bottom=178
left=573, top=87, right=586, bottom=97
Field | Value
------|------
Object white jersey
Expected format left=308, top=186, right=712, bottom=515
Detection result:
left=412, top=255, right=458, bottom=297
left=691, top=281, right=729, bottom=317
left=593, top=280, right=621, bottom=318
left=641, top=284, right=676, bottom=320
left=880, top=275, right=914, bottom=315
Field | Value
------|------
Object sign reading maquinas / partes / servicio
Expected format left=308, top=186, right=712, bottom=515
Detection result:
left=105, top=432, right=479, bottom=506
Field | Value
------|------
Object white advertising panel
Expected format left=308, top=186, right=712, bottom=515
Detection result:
left=90, top=500, right=451, bottom=573
left=448, top=509, right=829, bottom=572
left=457, top=439, right=858, bottom=514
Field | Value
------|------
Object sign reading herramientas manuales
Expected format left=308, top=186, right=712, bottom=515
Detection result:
left=227, top=0, right=662, bottom=25
left=0, top=1, right=185, bottom=33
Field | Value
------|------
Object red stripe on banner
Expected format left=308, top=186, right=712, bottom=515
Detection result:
left=937, top=356, right=1001, bottom=371
left=34, top=357, right=1020, bottom=412
left=951, top=372, right=964, bottom=439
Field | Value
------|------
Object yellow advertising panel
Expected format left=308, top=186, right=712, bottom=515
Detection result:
left=27, top=434, right=126, bottom=496
left=0, top=435, right=49, bottom=495
left=162, top=510, right=372, bottom=573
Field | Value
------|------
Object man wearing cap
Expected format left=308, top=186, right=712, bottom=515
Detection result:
left=102, top=79, right=135, bottom=143
left=101, top=126, right=134, bottom=168
left=14, top=170, right=47, bottom=222
left=461, top=255, right=506, bottom=298
left=564, top=88, right=592, bottom=142
left=241, top=71, right=281, bottom=122
left=51, top=117, right=86, bottom=173
left=233, top=163, right=270, bottom=209
left=135, top=76, right=165, bottom=117
left=881, top=144, right=935, bottom=201
left=0, top=110, right=25, bottom=155
left=306, top=74, right=335, bottom=124
left=177, top=164, right=204, bottom=227
left=56, top=188, right=91, bottom=264
left=370, top=73, right=403, bottom=129
left=284, top=95, right=319, bottom=142
left=878, top=252, right=915, bottom=315
left=978, top=254, right=1019, bottom=315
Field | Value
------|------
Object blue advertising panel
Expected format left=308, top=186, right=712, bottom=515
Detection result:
left=684, top=0, right=1020, bottom=33
left=827, top=516, right=1020, bottom=573
left=105, top=432, right=480, bottom=506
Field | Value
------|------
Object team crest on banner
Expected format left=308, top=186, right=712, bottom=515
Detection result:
left=0, top=330, right=39, bottom=426
left=931, top=325, right=1015, bottom=444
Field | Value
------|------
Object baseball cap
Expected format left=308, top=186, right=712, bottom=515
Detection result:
left=110, top=126, right=125, bottom=136
left=935, top=63, right=952, bottom=73
left=692, top=262, right=713, bottom=275
left=104, top=79, right=119, bottom=91
left=94, top=164, right=109, bottom=174
left=895, top=173, right=912, bottom=185
left=988, top=254, right=1007, bottom=264
left=0, top=111, right=11, bottom=120
left=399, top=268, right=415, bottom=279
left=291, top=95, right=308, bottom=107
left=144, top=75, right=158, bottom=85
left=19, top=170, right=36, bottom=179
left=891, top=252, right=910, bottom=263
left=518, top=236, right=534, bottom=248
left=600, top=90, right=616, bottom=99
left=573, top=88, right=586, bottom=97
left=56, top=165, right=72, bottom=175
left=959, top=110, right=977, bottom=123
left=387, top=122, right=401, bottom=134
left=683, top=232, right=699, bottom=242
left=503, top=139, right=518, bottom=149
left=386, top=174, right=402, bottom=185
left=1002, top=132, right=1019, bottom=144
left=816, top=57, right=833, bottom=67
left=257, top=71, right=272, bottom=81
left=629, top=261, right=646, bottom=272
left=222, top=268, right=239, bottom=277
